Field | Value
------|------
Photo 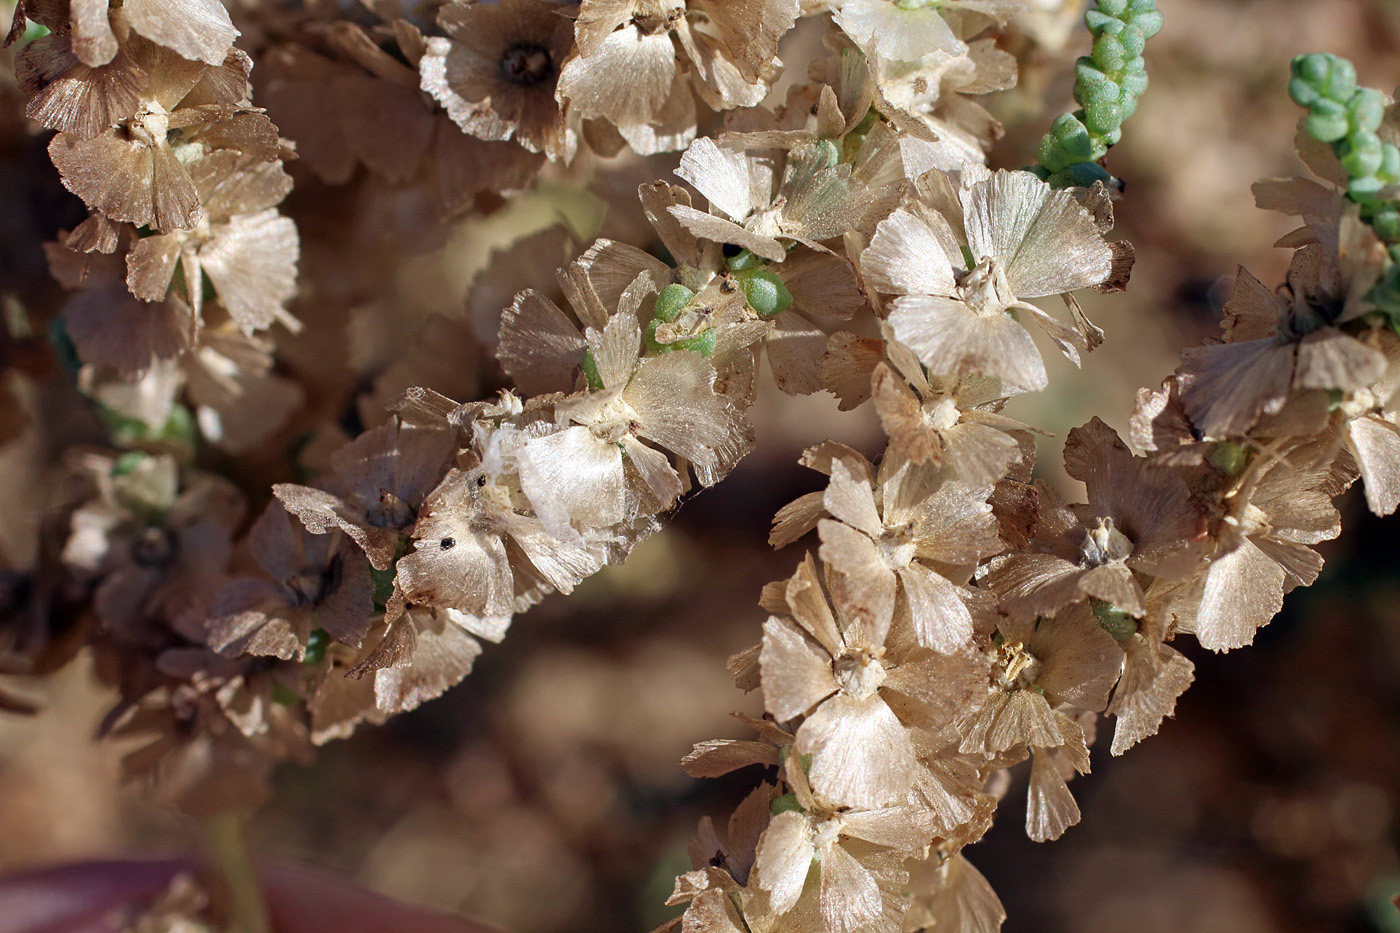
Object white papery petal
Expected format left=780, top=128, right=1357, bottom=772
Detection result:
left=834, top=0, right=964, bottom=61
left=498, top=290, right=585, bottom=395
left=1026, top=746, right=1081, bottom=842
left=200, top=210, right=299, bottom=334
left=1349, top=414, right=1400, bottom=516
left=1193, top=536, right=1285, bottom=651
left=620, top=435, right=683, bottom=511
left=798, top=692, right=918, bottom=808
left=823, top=460, right=883, bottom=537
left=760, top=616, right=838, bottom=722
left=1108, top=637, right=1194, bottom=755
left=819, top=840, right=884, bottom=933
left=557, top=26, right=675, bottom=125
left=516, top=425, right=626, bottom=535
left=667, top=204, right=787, bottom=261
left=963, top=169, right=1112, bottom=298
left=589, top=311, right=643, bottom=390
left=629, top=350, right=753, bottom=474
left=755, top=810, right=815, bottom=915
left=505, top=517, right=610, bottom=597
left=677, top=136, right=762, bottom=221
left=863, top=206, right=960, bottom=296
left=899, top=563, right=973, bottom=653
left=889, top=295, right=1047, bottom=392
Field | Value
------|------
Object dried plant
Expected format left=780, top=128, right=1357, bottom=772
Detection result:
left=1, top=0, right=1397, bottom=929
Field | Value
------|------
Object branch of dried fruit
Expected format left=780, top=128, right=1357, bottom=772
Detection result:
left=661, top=61, right=1400, bottom=933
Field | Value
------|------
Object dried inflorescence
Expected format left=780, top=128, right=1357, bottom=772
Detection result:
left=3, top=0, right=1398, bottom=931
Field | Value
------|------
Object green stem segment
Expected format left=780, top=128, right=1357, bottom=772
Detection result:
left=203, top=812, right=271, bottom=933
left=1033, top=0, right=1163, bottom=188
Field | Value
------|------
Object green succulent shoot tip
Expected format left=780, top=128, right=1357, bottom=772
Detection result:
left=1033, top=0, right=1161, bottom=186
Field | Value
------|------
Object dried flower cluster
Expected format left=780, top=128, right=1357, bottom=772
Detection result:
left=658, top=66, right=1400, bottom=933
left=3, top=0, right=1397, bottom=930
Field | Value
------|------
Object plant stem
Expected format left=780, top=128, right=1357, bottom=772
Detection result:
left=203, top=812, right=271, bottom=933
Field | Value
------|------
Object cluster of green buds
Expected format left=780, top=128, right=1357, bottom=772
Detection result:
left=1291, top=54, right=1400, bottom=328
left=1033, top=0, right=1163, bottom=188
left=582, top=253, right=796, bottom=385
left=1289, top=53, right=1400, bottom=242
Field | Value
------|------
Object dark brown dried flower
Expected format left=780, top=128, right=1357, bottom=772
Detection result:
left=420, top=0, right=576, bottom=160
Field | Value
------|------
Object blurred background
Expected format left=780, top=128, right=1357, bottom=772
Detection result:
left=1, top=0, right=1399, bottom=931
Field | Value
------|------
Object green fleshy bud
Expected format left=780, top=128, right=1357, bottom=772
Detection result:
left=101, top=403, right=198, bottom=453
left=1349, top=174, right=1386, bottom=199
left=304, top=628, right=329, bottom=666
left=112, top=450, right=148, bottom=477
left=1037, top=135, right=1072, bottom=172
left=1288, top=76, right=1322, bottom=109
left=644, top=318, right=666, bottom=354
left=770, top=793, right=803, bottom=816
left=1048, top=161, right=1114, bottom=190
left=1120, top=69, right=1148, bottom=99
left=1097, top=16, right=1124, bottom=37
left=1084, top=10, right=1113, bottom=32
left=1092, top=33, right=1127, bottom=73
left=1348, top=88, right=1386, bottom=133
left=1294, top=54, right=1330, bottom=86
left=581, top=348, right=605, bottom=390
left=646, top=318, right=717, bottom=357
left=815, top=138, right=841, bottom=168
left=1037, top=0, right=1158, bottom=180
left=1091, top=600, right=1139, bottom=641
left=1372, top=209, right=1400, bottom=243
left=1086, top=98, right=1125, bottom=134
left=1052, top=113, right=1098, bottom=161
left=1319, top=57, right=1357, bottom=101
left=652, top=283, right=696, bottom=322
left=1119, top=25, right=1146, bottom=57
left=1306, top=109, right=1351, bottom=144
left=725, top=248, right=761, bottom=273
left=675, top=329, right=717, bottom=356
left=1209, top=440, right=1249, bottom=476
left=1126, top=8, right=1163, bottom=37
left=1340, top=133, right=1384, bottom=178
left=737, top=270, right=793, bottom=319
left=163, top=405, right=196, bottom=447
left=1377, top=143, right=1400, bottom=184
left=48, top=316, right=81, bottom=376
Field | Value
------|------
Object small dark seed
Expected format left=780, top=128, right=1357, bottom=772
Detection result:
left=440, top=537, right=456, bottom=551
